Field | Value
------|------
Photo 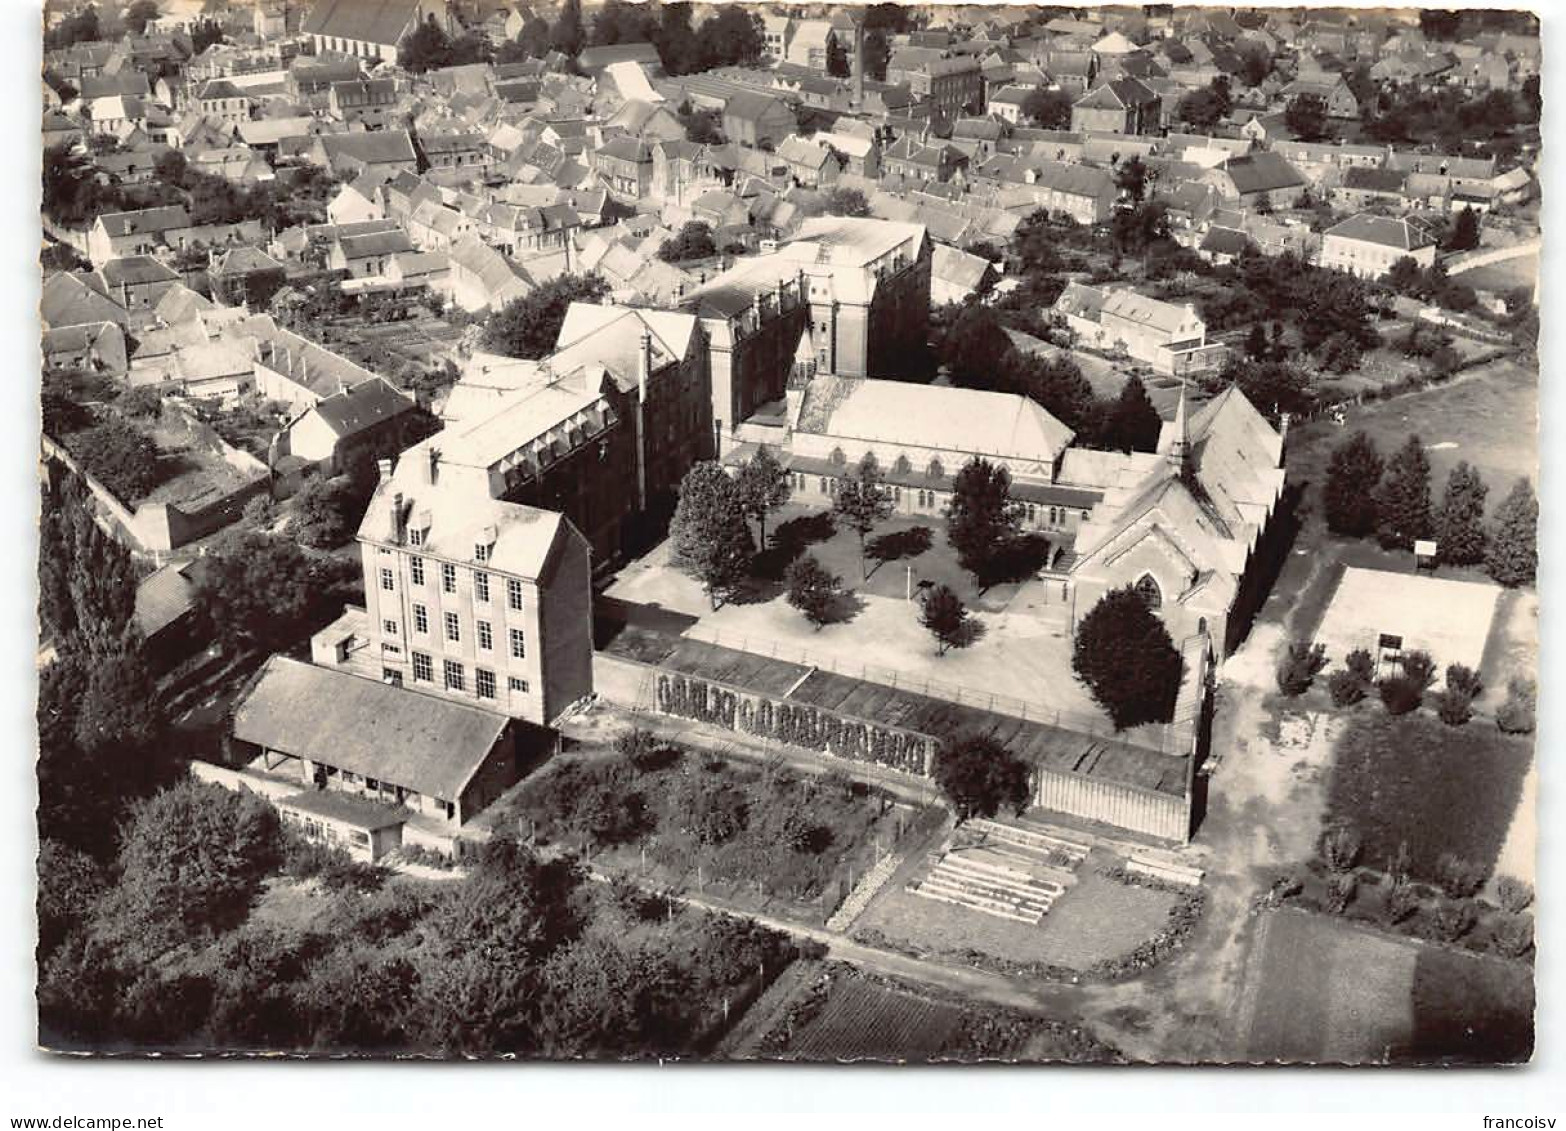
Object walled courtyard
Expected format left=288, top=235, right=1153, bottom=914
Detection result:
left=604, top=503, right=1127, bottom=734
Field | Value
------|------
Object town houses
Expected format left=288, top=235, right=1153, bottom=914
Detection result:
left=31, top=3, right=1541, bottom=1071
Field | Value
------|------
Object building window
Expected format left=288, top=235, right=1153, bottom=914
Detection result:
left=509, top=676, right=530, bottom=694
left=444, top=611, right=460, bottom=642
left=477, top=620, right=493, bottom=650
left=441, top=562, right=457, bottom=593
left=507, top=577, right=524, bottom=611
left=1026, top=503, right=1036, bottom=522
left=410, top=556, right=425, bottom=585
left=412, top=652, right=433, bottom=682
left=510, top=628, right=526, bottom=659
left=443, top=660, right=465, bottom=691
left=476, top=668, right=496, bottom=699
left=414, top=603, right=429, bottom=634
left=380, top=568, right=394, bottom=591
left=409, top=528, right=423, bottom=547
left=474, top=571, right=490, bottom=602
left=1135, top=573, right=1163, bottom=610
left=927, top=458, right=944, bottom=480
left=382, top=619, right=397, bottom=635
left=830, top=446, right=846, bottom=465
left=474, top=542, right=490, bottom=562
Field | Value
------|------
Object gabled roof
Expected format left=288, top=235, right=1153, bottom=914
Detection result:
left=301, top=0, right=424, bottom=47
left=233, top=656, right=511, bottom=801
left=1221, top=151, right=1305, bottom=196
left=1325, top=212, right=1434, bottom=252
left=100, top=255, right=180, bottom=288
left=307, top=377, right=416, bottom=438
left=97, top=205, right=191, bottom=238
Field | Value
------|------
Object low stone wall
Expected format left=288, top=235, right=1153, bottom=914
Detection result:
left=1035, top=768, right=1191, bottom=843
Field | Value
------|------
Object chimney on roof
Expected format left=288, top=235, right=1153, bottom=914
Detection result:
left=852, top=21, right=865, bottom=110
left=637, top=327, right=653, bottom=404
left=378, top=457, right=393, bottom=482
left=426, top=447, right=440, bottom=485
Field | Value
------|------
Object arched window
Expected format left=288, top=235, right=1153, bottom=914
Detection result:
left=1134, top=573, right=1162, bottom=610
left=893, top=453, right=911, bottom=475
left=830, top=447, right=847, bottom=466
left=927, top=457, right=944, bottom=480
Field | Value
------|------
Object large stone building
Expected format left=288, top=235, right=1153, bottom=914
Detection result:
left=1053, top=283, right=1228, bottom=377
left=1318, top=213, right=1437, bottom=280
left=683, top=216, right=932, bottom=444
left=425, top=302, right=714, bottom=566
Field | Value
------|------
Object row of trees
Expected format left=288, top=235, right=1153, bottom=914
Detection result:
left=487, top=0, right=766, bottom=76
left=1324, top=431, right=1537, bottom=585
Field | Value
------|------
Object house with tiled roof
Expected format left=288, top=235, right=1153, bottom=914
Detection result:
left=1202, top=151, right=1307, bottom=207
left=1052, top=283, right=1224, bottom=376
left=301, top=0, right=452, bottom=67
left=1070, top=76, right=1160, bottom=134
left=275, top=377, right=426, bottom=478
left=1319, top=212, right=1436, bottom=280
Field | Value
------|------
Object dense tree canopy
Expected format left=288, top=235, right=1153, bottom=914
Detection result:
left=1486, top=479, right=1537, bottom=587
left=1374, top=434, right=1434, bottom=551
left=1073, top=587, right=1184, bottom=730
left=1434, top=461, right=1489, bottom=566
left=670, top=462, right=755, bottom=607
left=933, top=734, right=1031, bottom=819
left=946, top=457, right=1023, bottom=589
left=481, top=273, right=610, bottom=358
left=1323, top=431, right=1384, bottom=539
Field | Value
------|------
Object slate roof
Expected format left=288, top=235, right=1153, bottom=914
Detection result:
left=233, top=656, right=511, bottom=800
left=308, top=377, right=416, bottom=438
left=1325, top=213, right=1435, bottom=251
left=301, top=0, right=424, bottom=47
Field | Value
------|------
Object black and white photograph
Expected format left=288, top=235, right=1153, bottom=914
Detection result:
left=21, top=0, right=1548, bottom=1097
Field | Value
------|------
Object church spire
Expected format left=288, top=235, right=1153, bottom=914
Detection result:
left=1168, top=379, right=1189, bottom=475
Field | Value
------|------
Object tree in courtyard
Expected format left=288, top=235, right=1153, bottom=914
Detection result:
left=1445, top=205, right=1481, bottom=252
left=919, top=583, right=970, bottom=656
left=124, top=0, right=160, bottom=35
left=398, top=16, right=456, bottom=72
left=513, top=16, right=552, bottom=58
left=1433, top=461, right=1489, bottom=566
left=1022, top=87, right=1072, bottom=129
left=1486, top=478, right=1537, bottom=587
left=946, top=456, right=1023, bottom=589
left=932, top=733, right=1031, bottom=820
left=669, top=461, right=755, bottom=608
left=1285, top=93, right=1331, bottom=141
left=733, top=443, right=790, bottom=548
left=824, top=187, right=870, bottom=217
left=550, top=0, right=586, bottom=56
left=825, top=34, right=850, bottom=78
left=658, top=220, right=717, bottom=263
left=1177, top=76, right=1232, bottom=130
left=1373, top=433, right=1433, bottom=550
left=197, top=532, right=322, bottom=652
left=832, top=453, right=895, bottom=579
left=941, top=301, right=1012, bottom=389
left=1072, top=586, right=1184, bottom=730
left=784, top=554, right=841, bottom=630
left=1385, top=255, right=1425, bottom=296
left=290, top=474, right=356, bottom=550
left=1323, top=431, right=1384, bottom=538
left=1104, top=376, right=1162, bottom=453
left=1114, top=156, right=1149, bottom=204
left=481, top=274, right=609, bottom=359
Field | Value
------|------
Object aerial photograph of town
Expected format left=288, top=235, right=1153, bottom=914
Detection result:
left=29, top=0, right=1542, bottom=1088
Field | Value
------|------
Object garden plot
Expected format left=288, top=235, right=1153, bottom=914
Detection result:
left=1313, top=567, right=1499, bottom=684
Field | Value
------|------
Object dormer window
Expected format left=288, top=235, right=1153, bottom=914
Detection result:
left=408, top=527, right=423, bottom=547
left=474, top=543, right=490, bottom=562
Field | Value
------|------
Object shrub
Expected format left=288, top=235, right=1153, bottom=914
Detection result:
left=1433, top=898, right=1478, bottom=942
left=1276, top=640, right=1328, bottom=696
left=1378, top=674, right=1424, bottom=715
left=1344, top=648, right=1376, bottom=683
left=1497, top=677, right=1536, bottom=734
left=1319, top=824, right=1362, bottom=873
left=933, top=733, right=1032, bottom=820
left=1445, top=663, right=1483, bottom=698
left=1436, top=853, right=1487, bottom=900
left=1495, top=876, right=1534, bottom=915
left=1401, top=649, right=1437, bottom=689
left=1328, top=668, right=1367, bottom=707
left=1435, top=685, right=1475, bottom=727
left=1325, top=872, right=1357, bottom=915
left=1491, top=913, right=1534, bottom=959
left=1384, top=878, right=1420, bottom=925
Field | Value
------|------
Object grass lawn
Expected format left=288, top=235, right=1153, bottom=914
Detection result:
left=1287, top=356, right=1538, bottom=519
left=1244, top=909, right=1419, bottom=1064
left=783, top=975, right=965, bottom=1061
left=854, top=848, right=1176, bottom=973
left=1404, top=944, right=1534, bottom=1064
left=1325, top=711, right=1533, bottom=885
left=500, top=744, right=908, bottom=925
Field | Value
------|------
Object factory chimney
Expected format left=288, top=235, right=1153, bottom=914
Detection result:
left=852, top=20, right=865, bottom=110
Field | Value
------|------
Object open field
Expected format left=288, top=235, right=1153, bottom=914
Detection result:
left=752, top=962, right=1119, bottom=1063
left=1325, top=712, right=1532, bottom=885
left=1457, top=251, right=1538, bottom=295
left=1287, top=355, right=1538, bottom=514
left=1243, top=909, right=1419, bottom=1063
